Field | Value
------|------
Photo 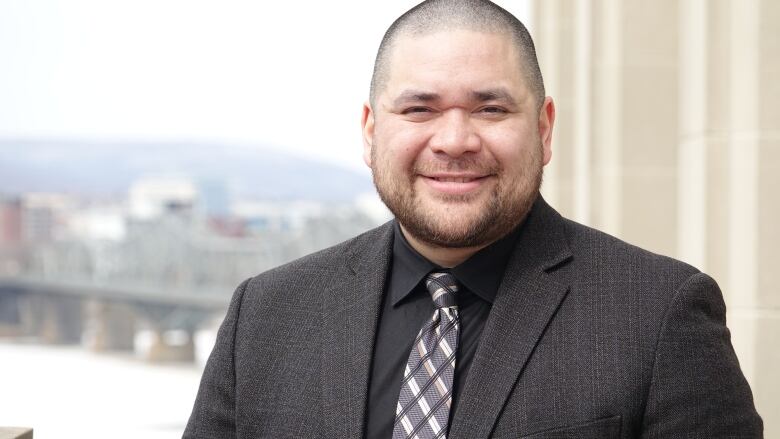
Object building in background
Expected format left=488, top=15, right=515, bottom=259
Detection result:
left=195, top=178, right=231, bottom=219
left=532, top=0, right=779, bottom=434
left=0, top=196, right=22, bottom=245
left=0, top=196, right=23, bottom=276
left=128, top=176, right=197, bottom=220
left=20, top=193, right=73, bottom=243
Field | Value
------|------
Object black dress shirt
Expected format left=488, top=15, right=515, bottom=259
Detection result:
left=364, top=221, right=522, bottom=438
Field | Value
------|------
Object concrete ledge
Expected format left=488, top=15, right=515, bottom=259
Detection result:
left=0, top=427, right=33, bottom=439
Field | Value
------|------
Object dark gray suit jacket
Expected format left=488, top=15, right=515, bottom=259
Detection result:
left=184, top=198, right=762, bottom=438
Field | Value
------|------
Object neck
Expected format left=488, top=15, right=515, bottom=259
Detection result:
left=399, top=224, right=490, bottom=268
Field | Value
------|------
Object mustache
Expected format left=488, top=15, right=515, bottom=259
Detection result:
left=412, top=157, right=500, bottom=175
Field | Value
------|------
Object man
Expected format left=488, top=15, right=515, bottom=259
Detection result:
left=184, top=1, right=762, bottom=438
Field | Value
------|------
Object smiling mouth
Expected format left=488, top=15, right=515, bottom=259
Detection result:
left=419, top=174, right=493, bottom=195
left=429, top=176, right=486, bottom=183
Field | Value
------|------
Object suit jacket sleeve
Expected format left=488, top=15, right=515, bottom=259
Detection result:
left=183, top=277, right=251, bottom=439
left=640, top=272, right=763, bottom=437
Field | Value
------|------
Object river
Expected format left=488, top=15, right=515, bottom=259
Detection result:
left=1, top=340, right=207, bottom=438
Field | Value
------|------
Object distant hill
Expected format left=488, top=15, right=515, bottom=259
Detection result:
left=0, top=139, right=374, bottom=202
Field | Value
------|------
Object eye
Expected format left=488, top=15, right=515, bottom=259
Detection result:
left=478, top=106, right=507, bottom=114
left=402, top=106, right=433, bottom=114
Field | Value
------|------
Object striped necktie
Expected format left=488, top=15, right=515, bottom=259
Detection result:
left=393, top=271, right=460, bottom=439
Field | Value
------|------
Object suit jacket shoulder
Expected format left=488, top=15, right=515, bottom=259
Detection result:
left=246, top=220, right=394, bottom=294
left=480, top=201, right=762, bottom=438
left=184, top=221, right=395, bottom=439
left=560, top=215, right=700, bottom=285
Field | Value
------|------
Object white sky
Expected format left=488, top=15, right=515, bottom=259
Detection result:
left=0, top=1, right=531, bottom=171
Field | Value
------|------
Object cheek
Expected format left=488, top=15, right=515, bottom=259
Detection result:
left=482, top=133, right=527, bottom=162
left=481, top=121, right=540, bottom=157
left=490, top=145, right=541, bottom=185
left=374, top=124, right=428, bottom=167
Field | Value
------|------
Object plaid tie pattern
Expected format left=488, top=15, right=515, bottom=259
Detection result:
left=393, top=272, right=460, bottom=439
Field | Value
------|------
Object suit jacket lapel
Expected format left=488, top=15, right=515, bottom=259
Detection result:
left=449, top=198, right=573, bottom=439
left=321, top=223, right=394, bottom=439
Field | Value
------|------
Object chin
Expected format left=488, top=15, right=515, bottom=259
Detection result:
left=404, top=213, right=504, bottom=249
left=407, top=189, right=538, bottom=249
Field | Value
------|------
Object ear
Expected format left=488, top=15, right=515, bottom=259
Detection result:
left=538, top=96, right=555, bottom=166
left=361, top=101, right=375, bottom=168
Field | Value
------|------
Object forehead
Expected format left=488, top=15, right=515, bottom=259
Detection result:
left=382, top=30, right=526, bottom=100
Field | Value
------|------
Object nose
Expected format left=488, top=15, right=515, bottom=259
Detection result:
left=428, top=109, right=482, bottom=156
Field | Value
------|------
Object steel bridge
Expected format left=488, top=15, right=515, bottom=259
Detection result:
left=0, top=275, right=232, bottom=362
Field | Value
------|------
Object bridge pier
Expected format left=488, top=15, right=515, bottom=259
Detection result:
left=146, top=328, right=195, bottom=362
left=84, top=300, right=136, bottom=352
left=0, top=288, right=24, bottom=337
left=32, top=294, right=83, bottom=344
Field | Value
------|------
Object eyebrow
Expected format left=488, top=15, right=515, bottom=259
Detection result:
left=391, top=88, right=518, bottom=108
left=472, top=88, right=518, bottom=106
left=392, top=90, right=441, bottom=107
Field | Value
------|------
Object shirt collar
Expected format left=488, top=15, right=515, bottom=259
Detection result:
left=389, top=220, right=522, bottom=306
left=389, top=221, right=436, bottom=306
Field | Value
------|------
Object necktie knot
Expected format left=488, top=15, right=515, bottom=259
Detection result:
left=425, top=271, right=459, bottom=309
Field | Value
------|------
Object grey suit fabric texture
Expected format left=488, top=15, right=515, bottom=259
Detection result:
left=183, top=197, right=763, bottom=438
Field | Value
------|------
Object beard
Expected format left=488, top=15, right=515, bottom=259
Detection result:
left=370, top=144, right=543, bottom=249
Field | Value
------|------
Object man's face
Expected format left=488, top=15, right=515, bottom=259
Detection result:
left=362, top=30, right=554, bottom=249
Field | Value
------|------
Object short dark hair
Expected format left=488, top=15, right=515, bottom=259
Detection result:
left=369, top=0, right=545, bottom=111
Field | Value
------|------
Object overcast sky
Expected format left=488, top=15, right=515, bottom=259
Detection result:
left=0, top=1, right=531, bottom=172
